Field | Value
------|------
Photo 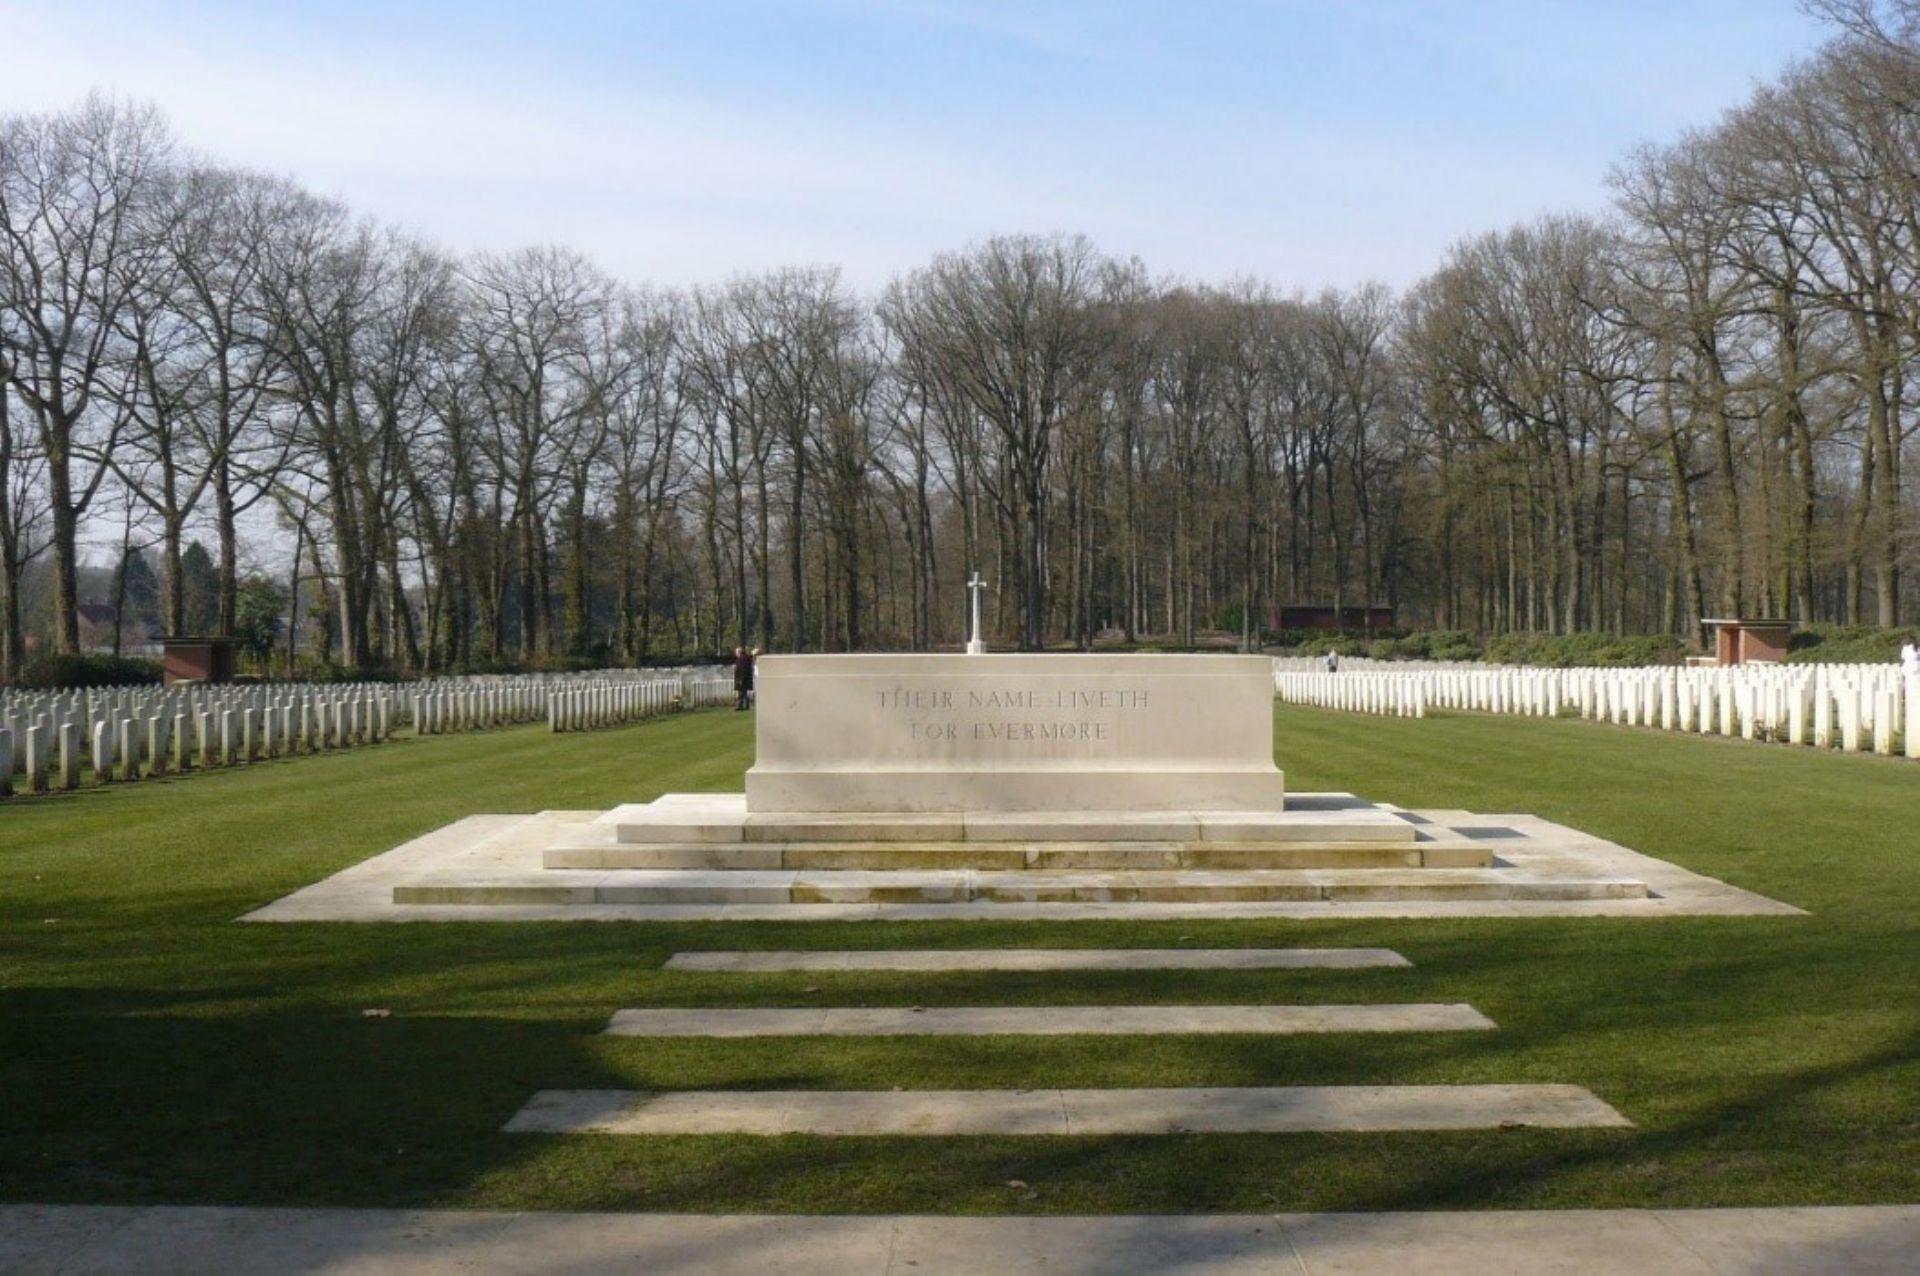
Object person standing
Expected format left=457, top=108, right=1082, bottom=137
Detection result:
left=1324, top=649, right=1340, bottom=674
left=733, top=646, right=758, bottom=710
left=1901, top=638, right=1920, bottom=679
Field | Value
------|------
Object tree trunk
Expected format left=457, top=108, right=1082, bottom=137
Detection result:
left=214, top=468, right=239, bottom=635
left=48, top=444, right=82, bottom=655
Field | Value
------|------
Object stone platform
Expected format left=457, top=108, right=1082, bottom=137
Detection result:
left=243, top=793, right=1803, bottom=922
left=386, top=791, right=1642, bottom=909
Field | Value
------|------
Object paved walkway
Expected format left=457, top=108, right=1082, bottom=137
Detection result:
left=503, top=1084, right=1629, bottom=1135
left=3, top=1204, right=1914, bottom=1273
left=601, top=1002, right=1494, bottom=1037
left=662, top=947, right=1413, bottom=971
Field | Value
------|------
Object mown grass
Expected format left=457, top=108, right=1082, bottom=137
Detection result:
left=1, top=705, right=1916, bottom=1214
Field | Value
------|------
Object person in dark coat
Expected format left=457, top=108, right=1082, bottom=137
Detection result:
left=733, top=646, right=757, bottom=710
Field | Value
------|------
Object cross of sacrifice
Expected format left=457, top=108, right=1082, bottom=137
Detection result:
left=965, top=572, right=990, bottom=655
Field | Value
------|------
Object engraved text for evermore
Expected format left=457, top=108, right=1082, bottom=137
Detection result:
left=879, top=684, right=1151, bottom=746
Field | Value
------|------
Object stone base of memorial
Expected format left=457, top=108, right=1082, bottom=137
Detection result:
left=592, top=791, right=1426, bottom=850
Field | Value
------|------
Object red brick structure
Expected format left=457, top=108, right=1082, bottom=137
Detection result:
left=162, top=636, right=241, bottom=685
left=1273, top=606, right=1396, bottom=631
left=1702, top=618, right=1793, bottom=666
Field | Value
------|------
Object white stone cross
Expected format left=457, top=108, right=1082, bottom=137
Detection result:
left=966, top=572, right=989, bottom=655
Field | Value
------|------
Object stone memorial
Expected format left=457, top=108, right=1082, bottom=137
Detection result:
left=595, top=652, right=1433, bottom=848
left=745, top=653, right=1289, bottom=813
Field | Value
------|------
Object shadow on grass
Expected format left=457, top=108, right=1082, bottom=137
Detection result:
left=3, top=706, right=1917, bottom=1213
left=4, top=975, right=1913, bottom=1215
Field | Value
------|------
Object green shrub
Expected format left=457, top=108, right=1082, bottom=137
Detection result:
left=16, top=653, right=163, bottom=688
left=529, top=654, right=600, bottom=674
left=294, top=662, right=415, bottom=685
left=1375, top=629, right=1482, bottom=662
left=1295, top=634, right=1368, bottom=657
left=1786, top=624, right=1917, bottom=665
left=448, top=656, right=529, bottom=676
left=1279, top=627, right=1682, bottom=667
left=1482, top=632, right=1683, bottom=667
left=1272, top=627, right=1405, bottom=653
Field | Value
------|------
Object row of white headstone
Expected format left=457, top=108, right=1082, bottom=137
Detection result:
left=411, top=671, right=664, bottom=735
left=0, top=669, right=731, bottom=797
left=1273, top=658, right=1920, bottom=760
left=546, top=674, right=734, bottom=731
left=0, top=682, right=401, bottom=796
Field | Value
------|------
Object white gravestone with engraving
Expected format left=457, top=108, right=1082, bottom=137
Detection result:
left=744, top=653, right=1286, bottom=813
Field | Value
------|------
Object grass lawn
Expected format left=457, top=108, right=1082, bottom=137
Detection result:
left=1, top=704, right=1916, bottom=1215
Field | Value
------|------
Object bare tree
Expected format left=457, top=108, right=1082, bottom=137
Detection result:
left=465, top=245, right=620, bottom=658
left=888, top=235, right=1114, bottom=648
left=0, top=96, right=172, bottom=652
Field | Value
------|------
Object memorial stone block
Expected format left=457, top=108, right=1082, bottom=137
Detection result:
left=745, top=654, right=1287, bottom=814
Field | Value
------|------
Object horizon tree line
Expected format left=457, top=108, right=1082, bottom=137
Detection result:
left=1, top=2, right=1916, bottom=676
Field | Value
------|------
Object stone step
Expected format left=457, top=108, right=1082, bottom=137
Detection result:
left=392, top=868, right=1647, bottom=907
left=597, top=793, right=1422, bottom=847
left=662, top=947, right=1412, bottom=972
left=600, top=1003, right=1497, bottom=1037
left=545, top=841, right=1492, bottom=872
left=504, top=1084, right=1631, bottom=1135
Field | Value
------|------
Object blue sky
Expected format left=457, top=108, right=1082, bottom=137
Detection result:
left=1, top=0, right=1830, bottom=291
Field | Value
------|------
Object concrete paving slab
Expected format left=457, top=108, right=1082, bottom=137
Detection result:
left=1650, top=1205, right=1920, bottom=1275
left=507, top=1088, right=1073, bottom=1136
left=746, top=814, right=967, bottom=843
left=1194, top=809, right=1417, bottom=843
left=1311, top=871, right=1648, bottom=902
left=662, top=947, right=1413, bottom=972
left=886, top=1215, right=1291, bottom=1275
left=435, top=1211, right=899, bottom=1275
left=504, top=1084, right=1628, bottom=1136
left=1187, top=845, right=1441, bottom=869
left=786, top=843, right=1033, bottom=870
left=963, top=812, right=1202, bottom=842
left=1418, top=844, right=1499, bottom=868
left=602, top=796, right=748, bottom=844
left=602, top=1003, right=1495, bottom=1037
left=1284, top=792, right=1371, bottom=809
left=6, top=1205, right=1916, bottom=1275
left=650, top=792, right=752, bottom=808
left=788, top=870, right=972, bottom=904
left=1276, top=1208, right=1717, bottom=1274
left=505, top=1089, right=805, bottom=1136
left=0, top=1205, right=894, bottom=1276
left=1061, top=1084, right=1630, bottom=1133
left=0, top=1202, right=132, bottom=1272
left=47, top=1205, right=529, bottom=1275
left=594, top=872, right=797, bottom=905
left=547, top=845, right=789, bottom=870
